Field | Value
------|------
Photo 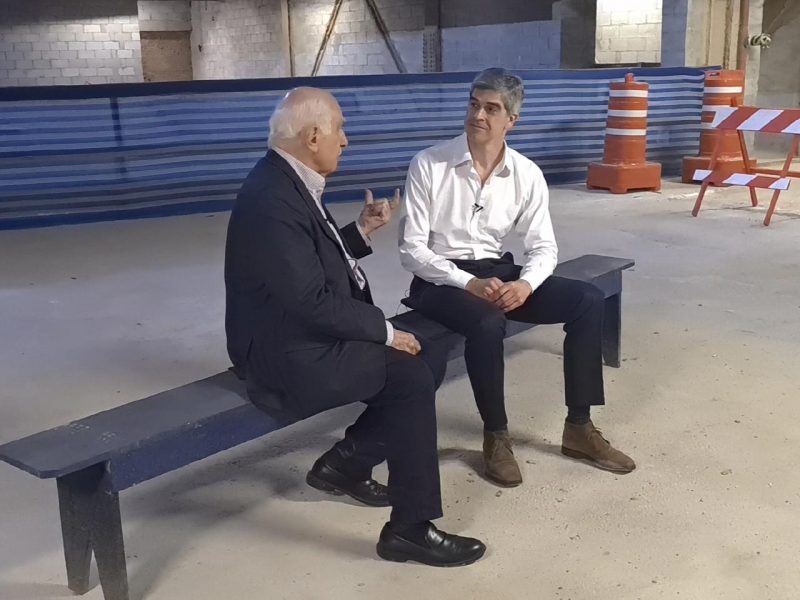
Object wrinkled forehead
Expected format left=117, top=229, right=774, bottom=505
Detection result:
left=469, top=88, right=504, bottom=105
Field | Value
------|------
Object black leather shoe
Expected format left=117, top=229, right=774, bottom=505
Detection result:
left=306, top=456, right=390, bottom=507
left=376, top=522, right=486, bottom=567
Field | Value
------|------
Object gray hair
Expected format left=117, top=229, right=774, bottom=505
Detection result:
left=268, top=87, right=336, bottom=147
left=470, top=67, right=524, bottom=116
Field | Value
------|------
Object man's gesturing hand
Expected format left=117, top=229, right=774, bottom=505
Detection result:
left=465, top=277, right=503, bottom=301
left=390, top=330, right=422, bottom=355
left=492, top=280, right=532, bottom=313
left=357, top=188, right=401, bottom=237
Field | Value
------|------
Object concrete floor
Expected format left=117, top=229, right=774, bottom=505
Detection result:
left=1, top=179, right=799, bottom=600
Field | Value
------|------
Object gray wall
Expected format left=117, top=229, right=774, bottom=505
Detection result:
left=288, top=0, right=424, bottom=77
left=756, top=0, right=800, bottom=153
left=0, top=0, right=592, bottom=86
left=556, top=0, right=597, bottom=69
left=6, top=0, right=727, bottom=87
left=660, top=0, right=691, bottom=67
left=442, top=21, right=561, bottom=71
left=0, top=0, right=142, bottom=86
left=190, top=0, right=289, bottom=80
left=440, top=0, right=556, bottom=27
left=596, top=0, right=661, bottom=65
left=138, top=0, right=191, bottom=32
left=188, top=0, right=424, bottom=79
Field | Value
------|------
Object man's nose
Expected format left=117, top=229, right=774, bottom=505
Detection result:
left=341, top=132, right=348, bottom=147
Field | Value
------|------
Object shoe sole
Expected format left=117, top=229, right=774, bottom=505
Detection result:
left=484, top=469, right=522, bottom=488
left=305, top=471, right=390, bottom=507
left=376, top=545, right=486, bottom=567
left=560, top=447, right=635, bottom=474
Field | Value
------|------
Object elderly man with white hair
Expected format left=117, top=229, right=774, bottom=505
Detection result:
left=224, top=87, right=486, bottom=566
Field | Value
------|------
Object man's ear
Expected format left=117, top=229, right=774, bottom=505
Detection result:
left=506, top=114, right=519, bottom=131
left=305, top=126, right=319, bottom=151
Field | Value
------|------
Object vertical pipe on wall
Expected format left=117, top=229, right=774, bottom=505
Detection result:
left=723, top=0, right=734, bottom=68
left=281, top=0, right=294, bottom=76
left=705, top=0, right=714, bottom=65
left=737, top=0, right=750, bottom=71
left=423, top=0, right=441, bottom=72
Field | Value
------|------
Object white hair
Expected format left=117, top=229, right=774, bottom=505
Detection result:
left=268, top=87, right=336, bottom=147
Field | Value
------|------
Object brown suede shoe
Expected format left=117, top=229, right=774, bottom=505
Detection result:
left=483, top=430, right=523, bottom=487
left=561, top=420, right=636, bottom=473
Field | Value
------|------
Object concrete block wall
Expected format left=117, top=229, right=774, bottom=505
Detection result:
left=596, top=0, right=662, bottom=64
left=554, top=0, right=597, bottom=68
left=138, top=0, right=191, bottom=32
left=290, top=0, right=424, bottom=76
left=758, top=1, right=800, bottom=108
left=660, top=0, right=689, bottom=66
left=662, top=0, right=743, bottom=68
left=442, top=21, right=561, bottom=72
left=0, top=0, right=142, bottom=87
left=683, top=0, right=709, bottom=67
left=190, top=0, right=288, bottom=80
left=388, top=30, right=424, bottom=74
left=743, top=0, right=764, bottom=105
left=373, top=0, right=425, bottom=31
left=756, top=0, right=800, bottom=153
left=440, top=0, right=555, bottom=27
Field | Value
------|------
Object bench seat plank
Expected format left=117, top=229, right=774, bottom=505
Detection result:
left=0, top=372, right=263, bottom=480
left=554, top=254, right=634, bottom=286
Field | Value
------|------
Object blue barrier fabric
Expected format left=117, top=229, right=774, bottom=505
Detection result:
left=0, top=67, right=706, bottom=229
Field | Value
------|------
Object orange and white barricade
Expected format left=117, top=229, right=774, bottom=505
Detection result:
left=692, top=106, right=800, bottom=225
left=587, top=73, right=661, bottom=194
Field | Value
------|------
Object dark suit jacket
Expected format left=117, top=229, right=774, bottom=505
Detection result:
left=224, top=151, right=388, bottom=421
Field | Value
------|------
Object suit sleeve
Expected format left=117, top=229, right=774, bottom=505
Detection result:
left=340, top=221, right=373, bottom=260
left=248, top=199, right=387, bottom=343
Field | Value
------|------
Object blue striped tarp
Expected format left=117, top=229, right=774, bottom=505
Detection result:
left=0, top=67, right=707, bottom=230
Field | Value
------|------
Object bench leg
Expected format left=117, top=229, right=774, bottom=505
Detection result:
left=93, top=488, right=128, bottom=600
left=57, top=472, right=93, bottom=594
left=56, top=464, right=129, bottom=600
left=602, top=293, right=622, bottom=368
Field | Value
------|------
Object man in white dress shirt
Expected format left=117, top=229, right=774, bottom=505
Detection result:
left=399, top=68, right=635, bottom=486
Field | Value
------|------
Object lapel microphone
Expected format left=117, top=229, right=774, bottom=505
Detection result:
left=472, top=203, right=484, bottom=216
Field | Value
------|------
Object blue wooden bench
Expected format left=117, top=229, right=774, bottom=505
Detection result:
left=0, top=254, right=633, bottom=600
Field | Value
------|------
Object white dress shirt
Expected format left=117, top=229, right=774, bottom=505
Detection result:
left=273, top=147, right=394, bottom=345
left=399, top=133, right=558, bottom=292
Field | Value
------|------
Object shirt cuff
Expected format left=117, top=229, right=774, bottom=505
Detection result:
left=519, top=270, right=549, bottom=294
left=355, top=221, right=372, bottom=245
left=384, top=320, right=394, bottom=346
left=447, top=268, right=477, bottom=289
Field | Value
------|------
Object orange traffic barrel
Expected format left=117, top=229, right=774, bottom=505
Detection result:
left=682, top=70, right=753, bottom=183
left=587, top=73, right=661, bottom=194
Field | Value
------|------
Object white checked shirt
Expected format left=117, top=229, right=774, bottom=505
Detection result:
left=274, top=148, right=394, bottom=345
left=399, top=133, right=558, bottom=292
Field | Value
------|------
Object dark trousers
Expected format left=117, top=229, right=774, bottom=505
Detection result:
left=406, top=253, right=605, bottom=431
left=333, top=343, right=446, bottom=525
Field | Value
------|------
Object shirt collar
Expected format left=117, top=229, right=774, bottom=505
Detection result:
left=451, top=133, right=511, bottom=177
left=273, top=147, right=326, bottom=201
